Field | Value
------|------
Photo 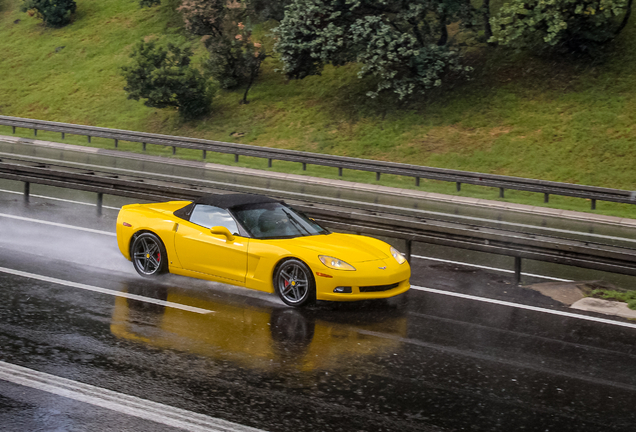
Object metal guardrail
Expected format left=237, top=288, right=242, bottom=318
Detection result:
left=2, top=156, right=636, bottom=283
left=1, top=115, right=635, bottom=210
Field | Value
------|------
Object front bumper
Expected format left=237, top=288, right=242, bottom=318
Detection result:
left=314, top=259, right=411, bottom=302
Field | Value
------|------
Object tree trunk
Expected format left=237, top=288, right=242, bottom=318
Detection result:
left=437, top=18, right=448, bottom=46
left=615, top=0, right=633, bottom=37
left=241, top=55, right=264, bottom=104
left=484, top=0, right=495, bottom=45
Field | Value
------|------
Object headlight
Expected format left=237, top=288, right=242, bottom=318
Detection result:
left=319, top=255, right=356, bottom=271
left=390, top=246, right=407, bottom=264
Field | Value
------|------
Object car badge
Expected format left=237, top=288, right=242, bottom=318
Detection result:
left=378, top=266, right=386, bottom=270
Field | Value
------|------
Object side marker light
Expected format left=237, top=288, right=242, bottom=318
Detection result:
left=122, top=222, right=132, bottom=227
left=316, top=272, right=333, bottom=278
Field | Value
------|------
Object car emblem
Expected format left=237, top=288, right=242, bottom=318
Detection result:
left=378, top=266, right=386, bottom=270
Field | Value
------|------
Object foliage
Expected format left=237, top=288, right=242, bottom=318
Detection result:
left=179, top=0, right=267, bottom=100
left=490, top=0, right=633, bottom=52
left=178, top=0, right=225, bottom=36
left=274, top=0, right=475, bottom=100
left=203, top=21, right=266, bottom=93
left=121, top=40, right=216, bottom=119
left=249, top=0, right=291, bottom=21
left=139, top=0, right=161, bottom=7
left=21, top=0, right=77, bottom=27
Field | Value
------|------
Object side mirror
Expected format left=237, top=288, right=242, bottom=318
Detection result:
left=210, top=226, right=235, bottom=242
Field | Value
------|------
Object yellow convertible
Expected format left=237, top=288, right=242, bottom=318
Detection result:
left=116, top=194, right=410, bottom=307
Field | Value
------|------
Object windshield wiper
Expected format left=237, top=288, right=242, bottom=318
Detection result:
left=281, top=209, right=311, bottom=236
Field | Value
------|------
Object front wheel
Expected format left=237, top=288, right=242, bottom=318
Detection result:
left=274, top=259, right=316, bottom=307
left=131, top=232, right=168, bottom=277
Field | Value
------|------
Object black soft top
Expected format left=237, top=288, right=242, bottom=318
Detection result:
left=193, top=193, right=280, bottom=210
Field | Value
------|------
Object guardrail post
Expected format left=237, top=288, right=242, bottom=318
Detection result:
left=591, top=199, right=596, bottom=210
left=96, top=193, right=103, bottom=216
left=338, top=167, right=343, bottom=177
left=456, top=182, right=461, bottom=192
left=376, top=172, right=380, bottom=181
left=544, top=193, right=549, bottom=203
left=87, top=136, right=91, bottom=143
left=499, top=188, right=505, bottom=198
left=234, top=154, right=239, bottom=163
left=405, top=239, right=412, bottom=263
left=24, top=182, right=30, bottom=203
left=513, top=257, right=522, bottom=285
left=302, top=163, right=307, bottom=171
left=268, top=158, right=272, bottom=168
left=34, top=129, right=37, bottom=137
left=202, top=150, right=206, bottom=159
left=172, top=146, right=176, bottom=155
left=12, top=126, right=15, bottom=134
left=61, top=132, right=65, bottom=140
left=142, top=142, right=146, bottom=152
left=114, top=139, right=118, bottom=148
left=415, top=177, right=420, bottom=187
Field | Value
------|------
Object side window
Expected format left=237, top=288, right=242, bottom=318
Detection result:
left=189, top=205, right=239, bottom=234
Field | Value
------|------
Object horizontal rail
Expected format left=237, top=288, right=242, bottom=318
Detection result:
left=2, top=158, right=636, bottom=280
left=1, top=115, right=635, bottom=209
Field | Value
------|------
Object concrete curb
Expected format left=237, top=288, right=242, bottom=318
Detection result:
left=1, top=134, right=635, bottom=228
left=571, top=297, right=636, bottom=320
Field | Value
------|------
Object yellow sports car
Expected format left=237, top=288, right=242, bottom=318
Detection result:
left=116, top=194, right=410, bottom=307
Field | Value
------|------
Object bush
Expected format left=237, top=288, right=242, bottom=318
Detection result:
left=490, top=0, right=632, bottom=52
left=21, top=0, right=77, bottom=27
left=274, top=0, right=473, bottom=100
left=121, top=40, right=216, bottom=119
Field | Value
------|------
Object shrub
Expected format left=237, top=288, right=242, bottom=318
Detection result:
left=21, top=0, right=77, bottom=27
left=121, top=40, right=216, bottom=119
left=490, top=0, right=633, bottom=52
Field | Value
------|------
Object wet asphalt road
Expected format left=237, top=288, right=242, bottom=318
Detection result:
left=1, top=192, right=636, bottom=431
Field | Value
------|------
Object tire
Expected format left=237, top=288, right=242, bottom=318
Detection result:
left=131, top=232, right=168, bottom=277
left=274, top=259, right=316, bottom=307
left=270, top=309, right=315, bottom=360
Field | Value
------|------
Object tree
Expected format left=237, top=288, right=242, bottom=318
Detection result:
left=179, top=0, right=267, bottom=102
left=203, top=21, right=267, bottom=97
left=490, top=0, right=633, bottom=52
left=274, top=0, right=474, bottom=100
left=21, top=0, right=76, bottom=27
left=121, top=40, right=216, bottom=119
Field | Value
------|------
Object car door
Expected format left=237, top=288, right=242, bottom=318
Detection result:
left=174, top=204, right=248, bottom=284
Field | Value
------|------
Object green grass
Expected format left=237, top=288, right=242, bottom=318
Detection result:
left=1, top=0, right=636, bottom=218
left=589, top=289, right=636, bottom=310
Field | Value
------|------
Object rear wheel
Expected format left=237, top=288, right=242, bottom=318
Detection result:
left=274, top=259, right=316, bottom=307
left=131, top=232, right=168, bottom=277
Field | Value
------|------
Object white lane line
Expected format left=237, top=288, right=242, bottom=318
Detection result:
left=0, top=213, right=571, bottom=283
left=0, top=361, right=262, bottom=432
left=0, top=267, right=213, bottom=315
left=411, top=285, right=636, bottom=330
left=0, top=188, right=119, bottom=210
left=0, top=191, right=594, bottom=284
left=413, top=254, right=573, bottom=282
left=0, top=213, right=115, bottom=236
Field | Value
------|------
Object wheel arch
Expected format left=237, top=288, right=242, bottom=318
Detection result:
left=129, top=229, right=168, bottom=259
left=272, top=256, right=315, bottom=285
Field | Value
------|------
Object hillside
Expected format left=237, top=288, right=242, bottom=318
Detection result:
left=1, top=0, right=635, bottom=216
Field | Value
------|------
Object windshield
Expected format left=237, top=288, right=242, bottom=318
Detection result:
left=232, top=202, right=328, bottom=239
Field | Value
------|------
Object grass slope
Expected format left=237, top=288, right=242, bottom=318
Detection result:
left=1, top=0, right=635, bottom=217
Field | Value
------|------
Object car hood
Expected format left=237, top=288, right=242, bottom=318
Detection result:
left=285, top=233, right=389, bottom=263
